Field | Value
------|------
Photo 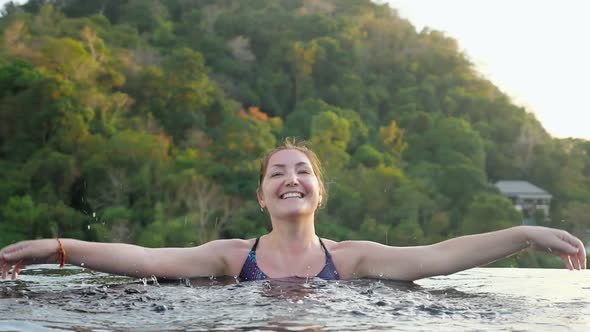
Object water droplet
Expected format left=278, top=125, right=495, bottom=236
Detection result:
left=81, top=262, right=85, bottom=267
left=181, top=278, right=192, bottom=287
left=92, top=212, right=96, bottom=218
left=150, top=275, right=160, bottom=286
left=153, top=304, right=167, bottom=312
left=87, top=225, right=91, bottom=230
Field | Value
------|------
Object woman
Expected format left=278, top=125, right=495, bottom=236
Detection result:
left=0, top=140, right=587, bottom=281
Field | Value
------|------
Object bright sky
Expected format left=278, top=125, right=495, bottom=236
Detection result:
left=1, top=0, right=588, bottom=139
left=381, top=0, right=590, bottom=140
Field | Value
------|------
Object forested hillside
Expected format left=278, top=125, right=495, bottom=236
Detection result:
left=1, top=0, right=588, bottom=267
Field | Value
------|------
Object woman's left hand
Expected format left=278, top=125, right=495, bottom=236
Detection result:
left=525, top=226, right=587, bottom=270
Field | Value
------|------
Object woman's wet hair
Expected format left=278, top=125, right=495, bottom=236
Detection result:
left=258, top=137, right=327, bottom=206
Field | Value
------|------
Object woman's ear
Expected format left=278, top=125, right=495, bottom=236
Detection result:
left=257, top=191, right=265, bottom=208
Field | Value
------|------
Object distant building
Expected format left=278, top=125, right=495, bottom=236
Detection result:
left=494, top=180, right=552, bottom=225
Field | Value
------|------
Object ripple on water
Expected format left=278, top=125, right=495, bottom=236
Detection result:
left=1, top=267, right=589, bottom=331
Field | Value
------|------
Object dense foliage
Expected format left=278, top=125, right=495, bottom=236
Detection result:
left=1, top=0, right=589, bottom=267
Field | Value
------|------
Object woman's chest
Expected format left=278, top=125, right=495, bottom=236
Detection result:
left=255, top=250, right=328, bottom=278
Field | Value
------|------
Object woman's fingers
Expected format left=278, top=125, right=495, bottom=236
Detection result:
left=561, top=254, right=574, bottom=270
left=1, top=242, right=28, bottom=280
left=1, top=262, right=8, bottom=280
left=579, top=247, right=587, bottom=270
left=555, top=238, right=578, bottom=255
left=11, top=261, right=22, bottom=280
left=571, top=253, right=581, bottom=270
left=555, top=234, right=586, bottom=270
left=574, top=242, right=587, bottom=270
left=559, top=232, right=587, bottom=270
left=1, top=260, right=15, bottom=280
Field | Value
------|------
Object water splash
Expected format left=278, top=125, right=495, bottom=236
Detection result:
left=180, top=278, right=192, bottom=288
left=2, top=267, right=588, bottom=331
left=150, top=275, right=160, bottom=287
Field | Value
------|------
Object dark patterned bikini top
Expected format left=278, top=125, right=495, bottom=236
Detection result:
left=238, top=237, right=340, bottom=281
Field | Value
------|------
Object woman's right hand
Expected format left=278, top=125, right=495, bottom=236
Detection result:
left=0, top=239, right=59, bottom=280
left=524, top=226, right=587, bottom=270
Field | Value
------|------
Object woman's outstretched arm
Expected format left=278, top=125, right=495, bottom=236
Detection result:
left=353, top=226, right=587, bottom=281
left=0, top=238, right=233, bottom=280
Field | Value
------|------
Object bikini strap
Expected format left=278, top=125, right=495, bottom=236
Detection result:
left=251, top=237, right=261, bottom=252
left=318, top=237, right=331, bottom=256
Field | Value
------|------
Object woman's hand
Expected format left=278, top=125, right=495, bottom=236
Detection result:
left=525, top=226, right=587, bottom=270
left=0, top=239, right=59, bottom=280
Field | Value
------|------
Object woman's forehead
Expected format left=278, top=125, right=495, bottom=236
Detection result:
left=267, top=149, right=311, bottom=168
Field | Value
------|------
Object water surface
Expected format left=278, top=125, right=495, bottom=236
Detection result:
left=0, top=266, right=588, bottom=331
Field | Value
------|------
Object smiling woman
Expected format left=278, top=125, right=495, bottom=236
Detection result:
left=0, top=138, right=587, bottom=282
left=257, top=141, right=325, bottom=219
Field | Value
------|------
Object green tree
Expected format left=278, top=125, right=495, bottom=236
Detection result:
left=208, top=110, right=276, bottom=196
left=461, top=192, right=522, bottom=234
left=0, top=195, right=41, bottom=246
left=561, top=201, right=590, bottom=241
left=128, top=48, right=215, bottom=140
left=311, top=111, right=351, bottom=170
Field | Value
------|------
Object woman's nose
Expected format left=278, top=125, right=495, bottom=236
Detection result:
left=285, top=172, right=300, bottom=186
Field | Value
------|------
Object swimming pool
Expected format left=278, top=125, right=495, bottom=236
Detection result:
left=0, top=266, right=588, bottom=331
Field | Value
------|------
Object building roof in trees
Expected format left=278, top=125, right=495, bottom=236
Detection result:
left=494, top=181, right=553, bottom=200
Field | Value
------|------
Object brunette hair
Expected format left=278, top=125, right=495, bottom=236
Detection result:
left=257, top=138, right=327, bottom=205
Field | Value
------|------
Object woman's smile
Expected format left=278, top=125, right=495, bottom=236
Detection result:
left=259, top=149, right=322, bottom=217
left=280, top=192, right=304, bottom=199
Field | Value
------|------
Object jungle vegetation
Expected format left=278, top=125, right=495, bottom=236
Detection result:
left=1, top=0, right=589, bottom=267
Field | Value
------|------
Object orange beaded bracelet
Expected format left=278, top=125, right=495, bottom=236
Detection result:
left=56, top=238, right=66, bottom=268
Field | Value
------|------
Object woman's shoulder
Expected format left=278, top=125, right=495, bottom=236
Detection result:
left=207, top=238, right=256, bottom=252
left=207, top=238, right=258, bottom=276
left=320, top=239, right=382, bottom=261
left=320, top=238, right=370, bottom=251
left=320, top=239, right=371, bottom=279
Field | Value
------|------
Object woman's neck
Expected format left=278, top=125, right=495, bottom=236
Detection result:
left=266, top=217, right=318, bottom=254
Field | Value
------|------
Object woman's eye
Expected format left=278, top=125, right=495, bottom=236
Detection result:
left=298, top=170, right=310, bottom=174
left=270, top=173, right=282, bottom=177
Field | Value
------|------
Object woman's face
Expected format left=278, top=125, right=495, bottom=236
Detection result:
left=258, top=149, right=322, bottom=219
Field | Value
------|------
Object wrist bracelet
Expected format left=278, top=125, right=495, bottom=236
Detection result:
left=56, top=238, right=66, bottom=268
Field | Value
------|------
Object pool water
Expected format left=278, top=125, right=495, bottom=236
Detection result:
left=0, top=266, right=588, bottom=331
